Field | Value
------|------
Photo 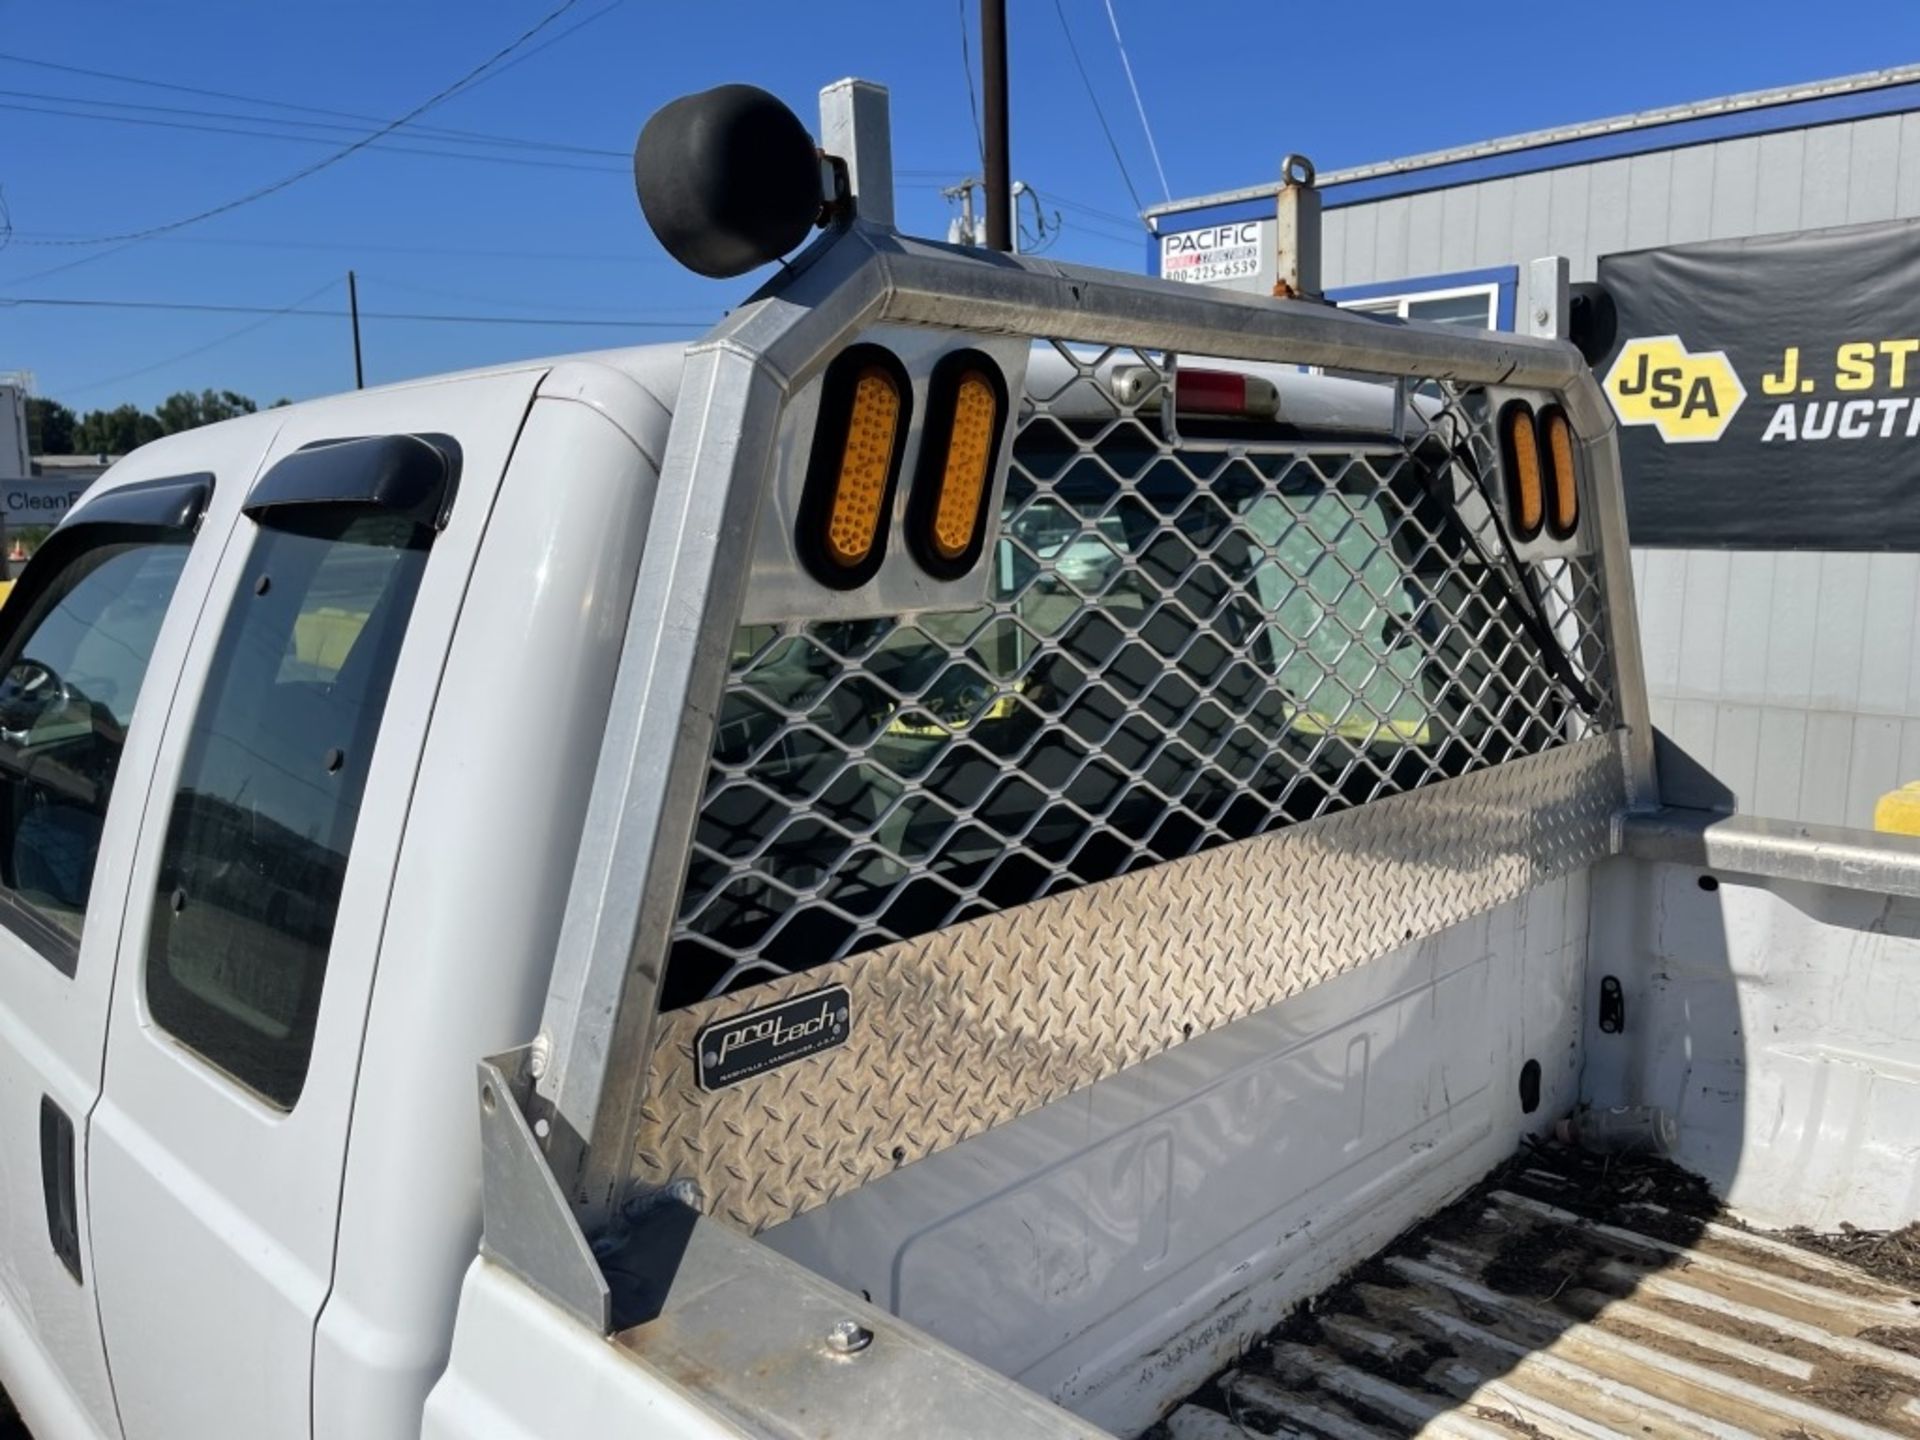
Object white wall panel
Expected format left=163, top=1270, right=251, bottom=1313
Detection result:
left=1860, top=554, right=1920, bottom=713
left=1797, top=710, right=1856, bottom=826
left=1339, top=204, right=1374, bottom=290
left=1666, top=145, right=1716, bottom=245
left=1546, top=164, right=1592, bottom=275
left=1439, top=185, right=1477, bottom=271
left=1800, top=124, right=1854, bottom=225
left=1763, top=552, right=1823, bottom=709
left=1847, top=715, right=1906, bottom=824
left=1753, top=708, right=1810, bottom=819
left=1710, top=704, right=1763, bottom=805
left=1471, top=177, right=1516, bottom=271
left=1584, top=158, right=1633, bottom=272
left=1371, top=195, right=1411, bottom=280
left=1404, top=190, right=1446, bottom=274
left=1320, top=208, right=1352, bottom=289
left=1509, top=171, right=1554, bottom=262
left=1897, top=113, right=1920, bottom=216
left=1754, top=129, right=1808, bottom=234
left=1624, top=149, right=1673, bottom=250
left=1846, top=114, right=1903, bottom=223
left=1719, top=553, right=1775, bottom=702
left=1675, top=550, right=1731, bottom=701
left=1707, top=136, right=1761, bottom=238
left=1809, top=554, right=1870, bottom=712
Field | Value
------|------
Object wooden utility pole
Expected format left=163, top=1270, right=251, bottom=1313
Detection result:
left=982, top=0, right=1012, bottom=252
left=348, top=271, right=365, bottom=390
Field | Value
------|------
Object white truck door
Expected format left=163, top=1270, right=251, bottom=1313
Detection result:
left=0, top=427, right=267, bottom=1440
left=86, top=372, right=540, bottom=1440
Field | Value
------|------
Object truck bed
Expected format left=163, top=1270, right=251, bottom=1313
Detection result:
left=1153, top=1144, right=1920, bottom=1440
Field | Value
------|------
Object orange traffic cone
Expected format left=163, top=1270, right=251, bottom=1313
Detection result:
left=7, top=540, right=25, bottom=562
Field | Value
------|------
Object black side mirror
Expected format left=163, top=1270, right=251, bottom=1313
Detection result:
left=634, top=84, right=825, bottom=279
left=1568, top=282, right=1618, bottom=369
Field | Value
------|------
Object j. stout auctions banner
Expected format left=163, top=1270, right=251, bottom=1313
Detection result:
left=1597, top=220, right=1920, bottom=548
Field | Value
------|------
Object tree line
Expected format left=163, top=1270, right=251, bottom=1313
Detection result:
left=28, top=391, right=291, bottom=458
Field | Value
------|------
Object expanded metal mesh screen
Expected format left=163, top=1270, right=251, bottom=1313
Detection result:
left=663, top=345, right=1617, bottom=1009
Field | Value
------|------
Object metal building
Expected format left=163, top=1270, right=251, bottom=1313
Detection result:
left=1147, top=66, right=1920, bottom=831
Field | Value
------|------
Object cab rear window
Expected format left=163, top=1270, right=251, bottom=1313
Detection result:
left=146, top=510, right=429, bottom=1109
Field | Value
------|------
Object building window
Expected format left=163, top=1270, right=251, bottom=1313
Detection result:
left=1328, top=267, right=1518, bottom=332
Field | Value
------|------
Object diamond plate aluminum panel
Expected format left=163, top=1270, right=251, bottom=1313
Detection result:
left=633, top=731, right=1625, bottom=1233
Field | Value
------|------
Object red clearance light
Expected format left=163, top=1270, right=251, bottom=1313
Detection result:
left=1175, top=367, right=1281, bottom=420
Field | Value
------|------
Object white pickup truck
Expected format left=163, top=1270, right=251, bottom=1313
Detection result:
left=4, top=81, right=1919, bottom=1440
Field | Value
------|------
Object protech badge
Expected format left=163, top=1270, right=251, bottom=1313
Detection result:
left=695, top=985, right=851, bottom=1091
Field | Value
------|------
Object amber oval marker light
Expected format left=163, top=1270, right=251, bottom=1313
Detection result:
left=909, top=353, right=1008, bottom=580
left=932, top=373, right=996, bottom=557
left=1500, top=401, right=1544, bottom=541
left=824, top=367, right=904, bottom=567
left=1540, top=406, right=1580, bottom=539
left=797, top=346, right=912, bottom=588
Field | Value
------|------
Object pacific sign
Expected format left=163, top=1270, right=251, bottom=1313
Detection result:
left=1161, top=220, right=1268, bottom=287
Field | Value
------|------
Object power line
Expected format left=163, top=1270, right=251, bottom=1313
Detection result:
left=1045, top=2, right=1144, bottom=221
left=0, top=294, right=701, bottom=329
left=1048, top=194, right=1145, bottom=232
left=902, top=176, right=1144, bottom=237
left=1100, top=0, right=1171, bottom=203
left=956, top=0, right=985, bottom=167
left=3, top=239, right=141, bottom=288
left=448, top=0, right=626, bottom=95
left=21, top=0, right=606, bottom=248
left=60, top=275, right=344, bottom=397
left=357, top=271, right=710, bottom=319
left=0, top=54, right=628, bottom=158
left=1057, top=220, right=1152, bottom=249
left=0, top=98, right=626, bottom=175
left=4, top=230, right=662, bottom=264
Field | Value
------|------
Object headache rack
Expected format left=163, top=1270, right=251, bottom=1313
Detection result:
left=477, top=218, right=1654, bottom=1331
left=668, top=369, right=1616, bottom=1009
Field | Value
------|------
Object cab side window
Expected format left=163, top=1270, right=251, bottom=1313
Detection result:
left=146, top=507, right=432, bottom=1109
left=0, top=531, right=193, bottom=968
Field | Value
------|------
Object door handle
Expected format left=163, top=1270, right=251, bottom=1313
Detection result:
left=39, top=1096, right=81, bottom=1282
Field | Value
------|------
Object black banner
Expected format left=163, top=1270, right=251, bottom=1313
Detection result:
left=1598, top=220, right=1920, bottom=549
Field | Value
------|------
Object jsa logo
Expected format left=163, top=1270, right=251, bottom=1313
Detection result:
left=1602, top=335, right=1747, bottom=443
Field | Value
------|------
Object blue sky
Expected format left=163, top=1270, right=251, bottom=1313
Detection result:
left=2, top=0, right=1916, bottom=414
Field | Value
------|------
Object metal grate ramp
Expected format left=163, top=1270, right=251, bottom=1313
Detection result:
left=1152, top=1149, right=1920, bottom=1440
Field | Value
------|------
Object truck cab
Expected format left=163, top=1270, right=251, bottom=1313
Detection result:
left=4, top=80, right=1918, bottom=1440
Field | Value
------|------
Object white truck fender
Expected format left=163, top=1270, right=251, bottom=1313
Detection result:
left=421, top=1258, right=746, bottom=1440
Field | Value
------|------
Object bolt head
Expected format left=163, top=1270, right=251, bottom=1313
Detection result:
left=665, top=1177, right=704, bottom=1210
left=824, top=1318, right=873, bottom=1355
